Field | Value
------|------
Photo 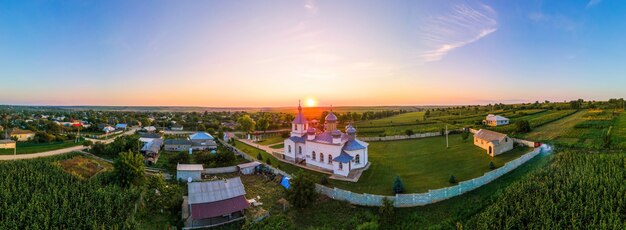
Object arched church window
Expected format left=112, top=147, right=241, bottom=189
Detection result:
left=355, top=154, right=360, bottom=164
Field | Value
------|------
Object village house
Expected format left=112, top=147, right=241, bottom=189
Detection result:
left=102, top=125, right=115, bottom=133
left=171, top=124, right=184, bottom=131
left=483, top=114, right=510, bottom=126
left=176, top=164, right=204, bottom=182
left=143, top=126, right=157, bottom=132
left=140, top=138, right=163, bottom=164
left=183, top=177, right=249, bottom=228
left=164, top=139, right=193, bottom=151
left=189, top=132, right=217, bottom=151
left=283, top=102, right=369, bottom=177
left=474, top=129, right=514, bottom=157
left=10, top=128, right=35, bottom=142
left=115, top=123, right=128, bottom=130
left=0, top=140, right=16, bottom=149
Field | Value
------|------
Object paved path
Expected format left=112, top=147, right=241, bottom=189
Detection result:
left=0, top=127, right=139, bottom=161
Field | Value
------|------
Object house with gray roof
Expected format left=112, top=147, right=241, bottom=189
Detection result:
left=474, top=129, right=514, bottom=156
left=283, top=102, right=369, bottom=177
left=164, top=139, right=193, bottom=151
left=189, top=132, right=217, bottom=151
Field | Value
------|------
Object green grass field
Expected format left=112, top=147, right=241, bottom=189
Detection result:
left=269, top=143, right=284, bottom=149
left=355, top=111, right=425, bottom=126
left=0, top=141, right=82, bottom=155
left=255, top=135, right=285, bottom=146
left=331, top=135, right=529, bottom=195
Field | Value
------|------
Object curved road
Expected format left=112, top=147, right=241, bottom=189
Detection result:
left=0, top=128, right=138, bottom=161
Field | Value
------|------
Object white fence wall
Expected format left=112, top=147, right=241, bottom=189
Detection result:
left=359, top=129, right=465, bottom=142
left=315, top=145, right=547, bottom=207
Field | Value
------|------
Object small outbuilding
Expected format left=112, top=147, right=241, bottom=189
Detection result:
left=474, top=129, right=514, bottom=157
left=177, top=164, right=204, bottom=182
left=483, top=114, right=510, bottom=126
left=115, top=123, right=128, bottom=130
left=183, top=177, right=249, bottom=228
left=237, top=161, right=261, bottom=175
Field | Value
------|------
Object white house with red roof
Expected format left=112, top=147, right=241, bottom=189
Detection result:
left=283, top=102, right=369, bottom=177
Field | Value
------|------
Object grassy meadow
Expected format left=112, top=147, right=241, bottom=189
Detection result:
left=0, top=140, right=82, bottom=155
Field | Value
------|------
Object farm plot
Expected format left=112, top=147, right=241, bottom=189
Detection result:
left=610, top=111, right=626, bottom=149
left=488, top=110, right=577, bottom=133
left=523, top=110, right=617, bottom=149
left=55, top=155, right=112, bottom=180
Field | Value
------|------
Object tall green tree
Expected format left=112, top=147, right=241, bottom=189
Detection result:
left=393, top=176, right=404, bottom=194
left=114, top=151, right=145, bottom=188
left=237, top=115, right=256, bottom=134
left=286, top=171, right=318, bottom=209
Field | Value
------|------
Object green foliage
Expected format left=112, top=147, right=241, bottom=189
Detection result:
left=113, top=151, right=145, bottom=188
left=265, top=157, right=272, bottom=165
left=515, top=120, right=531, bottom=133
left=0, top=155, right=141, bottom=228
left=237, top=115, right=256, bottom=133
left=286, top=171, right=318, bottom=209
left=466, top=151, right=626, bottom=229
left=143, top=175, right=183, bottom=217
left=461, top=131, right=470, bottom=141
left=243, top=214, right=295, bottom=230
left=356, top=221, right=380, bottom=230
left=379, top=197, right=395, bottom=225
left=319, top=176, right=329, bottom=185
left=489, top=161, right=496, bottom=170
left=449, top=175, right=457, bottom=184
left=257, top=152, right=263, bottom=160
left=405, top=129, right=414, bottom=136
left=393, top=176, right=404, bottom=194
left=82, top=139, right=93, bottom=147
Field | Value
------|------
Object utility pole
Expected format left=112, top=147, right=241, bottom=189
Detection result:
left=445, top=124, right=449, bottom=148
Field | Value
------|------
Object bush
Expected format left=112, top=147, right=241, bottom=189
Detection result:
left=449, top=175, right=457, bottom=184
left=515, top=120, right=531, bottom=133
left=82, top=140, right=93, bottom=147
left=461, top=131, right=470, bottom=141
left=320, top=176, right=329, bottom=185
left=257, top=153, right=263, bottom=160
left=286, top=171, right=318, bottom=209
left=489, top=161, right=496, bottom=170
left=405, top=130, right=414, bottom=136
left=393, top=176, right=404, bottom=194
left=356, top=221, right=379, bottom=230
left=265, top=158, right=272, bottom=165
left=113, top=151, right=145, bottom=188
left=379, top=197, right=395, bottom=224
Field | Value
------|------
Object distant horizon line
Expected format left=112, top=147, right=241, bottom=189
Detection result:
left=0, top=99, right=590, bottom=109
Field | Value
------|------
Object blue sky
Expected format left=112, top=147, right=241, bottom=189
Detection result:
left=0, top=0, right=624, bottom=106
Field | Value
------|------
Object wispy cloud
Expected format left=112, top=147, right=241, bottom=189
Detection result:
left=304, top=0, right=318, bottom=15
left=586, top=0, right=602, bottom=8
left=419, top=2, right=498, bottom=62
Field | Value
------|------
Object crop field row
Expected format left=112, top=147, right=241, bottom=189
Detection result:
left=522, top=110, right=624, bottom=149
left=488, top=110, right=577, bottom=133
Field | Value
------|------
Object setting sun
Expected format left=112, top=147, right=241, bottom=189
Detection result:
left=306, top=98, right=317, bottom=107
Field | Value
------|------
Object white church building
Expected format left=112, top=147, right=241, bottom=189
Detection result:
left=283, top=103, right=369, bottom=177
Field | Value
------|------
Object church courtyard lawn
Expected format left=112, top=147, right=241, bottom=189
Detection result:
left=234, top=135, right=530, bottom=196
left=255, top=135, right=285, bottom=146
left=330, top=134, right=530, bottom=195
left=0, top=141, right=82, bottom=155
left=269, top=143, right=284, bottom=149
